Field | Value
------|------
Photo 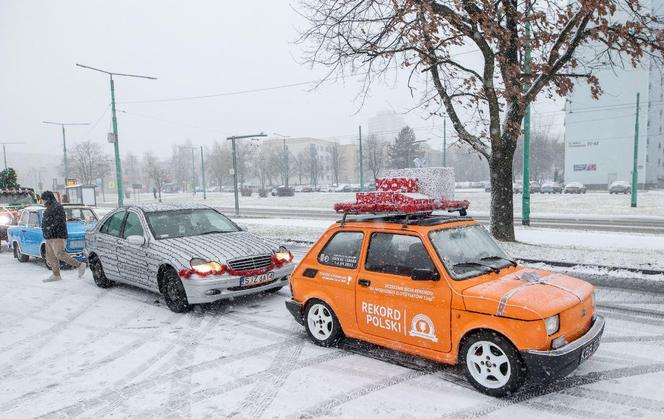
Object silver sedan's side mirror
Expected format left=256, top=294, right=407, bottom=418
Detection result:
left=126, top=235, right=146, bottom=246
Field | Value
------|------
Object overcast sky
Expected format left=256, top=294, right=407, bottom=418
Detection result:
left=0, top=0, right=564, bottom=162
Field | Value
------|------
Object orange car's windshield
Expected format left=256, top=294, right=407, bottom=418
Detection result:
left=429, top=225, right=515, bottom=280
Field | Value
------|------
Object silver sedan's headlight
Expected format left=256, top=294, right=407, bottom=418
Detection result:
left=274, top=246, right=293, bottom=264
left=544, top=315, right=560, bottom=336
left=190, top=258, right=223, bottom=274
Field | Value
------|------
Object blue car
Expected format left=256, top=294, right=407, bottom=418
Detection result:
left=8, top=205, right=98, bottom=269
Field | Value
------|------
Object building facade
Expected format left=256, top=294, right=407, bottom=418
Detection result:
left=564, top=4, right=664, bottom=189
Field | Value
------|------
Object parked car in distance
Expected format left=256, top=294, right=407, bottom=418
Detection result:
left=294, top=185, right=303, bottom=193
left=564, top=182, right=587, bottom=194
left=285, top=213, right=603, bottom=397
left=301, top=185, right=314, bottom=193
left=85, top=204, right=295, bottom=313
left=529, top=181, right=541, bottom=193
left=350, top=184, right=361, bottom=192
left=541, top=181, right=562, bottom=194
left=513, top=183, right=523, bottom=194
left=608, top=181, right=631, bottom=194
left=8, top=205, right=98, bottom=269
left=335, top=184, right=352, bottom=192
left=274, top=186, right=295, bottom=197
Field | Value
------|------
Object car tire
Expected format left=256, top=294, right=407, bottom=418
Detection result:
left=162, top=268, right=191, bottom=313
left=90, top=255, right=113, bottom=288
left=460, top=331, right=526, bottom=397
left=14, top=242, right=29, bottom=262
left=304, top=300, right=343, bottom=347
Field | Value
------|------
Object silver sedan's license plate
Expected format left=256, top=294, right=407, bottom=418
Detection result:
left=240, top=272, right=274, bottom=287
left=580, top=335, right=601, bottom=362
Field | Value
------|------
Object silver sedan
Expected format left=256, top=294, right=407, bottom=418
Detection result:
left=85, top=203, right=295, bottom=312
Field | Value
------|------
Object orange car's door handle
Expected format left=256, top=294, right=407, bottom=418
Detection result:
left=358, top=279, right=371, bottom=287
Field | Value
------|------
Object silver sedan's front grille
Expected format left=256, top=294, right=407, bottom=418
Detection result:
left=227, top=254, right=273, bottom=271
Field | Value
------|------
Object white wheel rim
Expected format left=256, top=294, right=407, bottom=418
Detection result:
left=307, top=304, right=334, bottom=341
left=466, top=341, right=511, bottom=389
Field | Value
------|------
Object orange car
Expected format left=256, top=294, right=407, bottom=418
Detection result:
left=285, top=213, right=604, bottom=396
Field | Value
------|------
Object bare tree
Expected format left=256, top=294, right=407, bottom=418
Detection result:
left=69, top=140, right=111, bottom=186
left=293, top=151, right=307, bottom=185
left=208, top=140, right=232, bottom=189
left=329, top=142, right=343, bottom=185
left=305, top=144, right=322, bottom=187
left=365, top=134, right=386, bottom=181
left=299, top=0, right=664, bottom=240
left=143, top=152, right=169, bottom=202
left=123, top=152, right=141, bottom=187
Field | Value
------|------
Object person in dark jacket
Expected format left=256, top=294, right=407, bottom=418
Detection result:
left=41, top=191, right=86, bottom=282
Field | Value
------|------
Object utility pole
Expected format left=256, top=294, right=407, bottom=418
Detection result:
left=227, top=133, right=266, bottom=216
left=442, top=117, right=447, bottom=166
left=0, top=142, right=24, bottom=170
left=42, top=121, right=89, bottom=184
left=76, top=63, right=156, bottom=207
left=358, top=125, right=364, bottom=192
left=631, top=92, right=640, bottom=208
left=522, top=1, right=532, bottom=226
left=200, top=146, right=206, bottom=200
left=191, top=147, right=196, bottom=195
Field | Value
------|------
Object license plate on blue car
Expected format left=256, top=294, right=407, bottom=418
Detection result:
left=69, top=240, right=85, bottom=249
left=240, top=272, right=273, bottom=287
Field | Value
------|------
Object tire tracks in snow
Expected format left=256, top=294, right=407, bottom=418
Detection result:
left=230, top=323, right=305, bottom=419
left=0, top=289, right=108, bottom=379
left=0, top=301, right=154, bottom=412
left=88, top=311, right=203, bottom=418
left=159, top=311, right=227, bottom=418
left=37, top=337, right=304, bottom=418
left=439, top=362, right=664, bottom=418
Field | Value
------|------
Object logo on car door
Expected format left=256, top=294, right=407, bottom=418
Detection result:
left=408, top=313, right=438, bottom=342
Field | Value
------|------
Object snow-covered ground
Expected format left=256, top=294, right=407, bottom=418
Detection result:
left=104, top=189, right=664, bottom=219
left=1, top=251, right=664, bottom=418
left=234, top=217, right=664, bottom=271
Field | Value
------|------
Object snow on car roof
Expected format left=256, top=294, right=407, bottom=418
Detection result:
left=132, top=203, right=212, bottom=213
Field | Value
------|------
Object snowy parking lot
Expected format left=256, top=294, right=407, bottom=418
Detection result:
left=2, top=250, right=664, bottom=418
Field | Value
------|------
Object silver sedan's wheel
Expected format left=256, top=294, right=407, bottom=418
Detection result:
left=304, top=300, right=343, bottom=347
left=466, top=341, right=511, bottom=389
left=460, top=331, right=525, bottom=397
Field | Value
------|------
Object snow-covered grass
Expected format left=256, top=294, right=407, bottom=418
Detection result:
left=233, top=217, right=664, bottom=271
left=103, top=189, right=664, bottom=218
left=1, top=251, right=664, bottom=417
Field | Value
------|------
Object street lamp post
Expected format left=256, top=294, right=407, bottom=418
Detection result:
left=0, top=142, right=24, bottom=170
left=76, top=63, right=156, bottom=207
left=180, top=145, right=207, bottom=200
left=227, top=133, right=266, bottom=216
left=42, top=121, right=89, bottom=184
left=273, top=133, right=291, bottom=188
left=200, top=146, right=206, bottom=200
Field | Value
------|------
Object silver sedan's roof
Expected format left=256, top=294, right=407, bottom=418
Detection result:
left=128, top=203, right=212, bottom=213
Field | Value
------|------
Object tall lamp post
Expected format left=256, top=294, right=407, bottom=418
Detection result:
left=76, top=63, right=157, bottom=207
left=227, top=133, right=266, bottom=216
left=1, top=142, right=24, bottom=170
left=273, top=133, right=291, bottom=188
left=42, top=121, right=89, bottom=184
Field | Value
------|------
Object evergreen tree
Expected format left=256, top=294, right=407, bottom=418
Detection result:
left=0, top=168, right=18, bottom=189
left=387, top=126, right=421, bottom=169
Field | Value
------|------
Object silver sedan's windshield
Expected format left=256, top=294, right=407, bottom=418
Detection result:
left=429, top=224, right=514, bottom=280
left=145, top=209, right=239, bottom=239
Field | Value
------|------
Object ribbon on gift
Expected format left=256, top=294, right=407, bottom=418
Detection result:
left=495, top=270, right=585, bottom=317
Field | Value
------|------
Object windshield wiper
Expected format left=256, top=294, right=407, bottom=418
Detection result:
left=479, top=255, right=517, bottom=267
left=452, top=262, right=497, bottom=274
left=199, top=230, right=232, bottom=235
